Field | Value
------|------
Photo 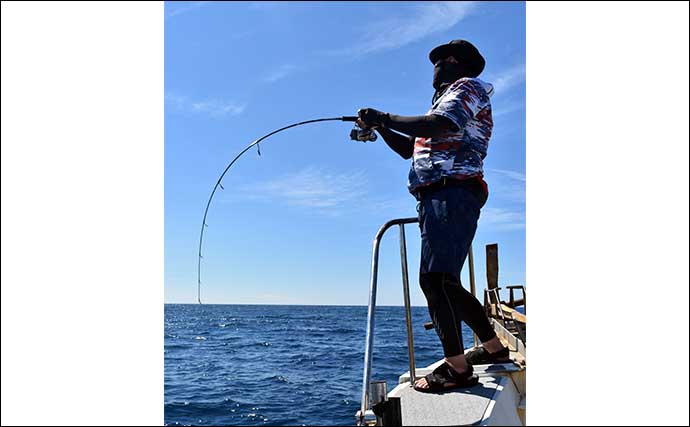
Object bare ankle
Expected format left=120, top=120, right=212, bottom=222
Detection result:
left=444, top=355, right=469, bottom=373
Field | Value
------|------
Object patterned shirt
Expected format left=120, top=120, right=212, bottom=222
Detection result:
left=408, top=77, right=494, bottom=195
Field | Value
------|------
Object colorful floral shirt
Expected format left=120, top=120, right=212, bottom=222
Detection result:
left=408, top=77, right=494, bottom=195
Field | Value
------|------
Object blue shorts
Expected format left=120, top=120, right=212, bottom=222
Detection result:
left=417, top=186, right=481, bottom=276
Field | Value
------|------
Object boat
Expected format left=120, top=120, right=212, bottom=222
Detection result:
left=355, top=218, right=526, bottom=426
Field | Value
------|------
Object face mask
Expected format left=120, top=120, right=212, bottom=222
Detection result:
left=432, top=61, right=464, bottom=90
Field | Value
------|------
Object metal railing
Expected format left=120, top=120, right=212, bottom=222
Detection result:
left=359, top=217, right=418, bottom=422
left=357, top=217, right=478, bottom=425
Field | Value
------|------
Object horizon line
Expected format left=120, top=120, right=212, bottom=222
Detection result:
left=164, top=302, right=430, bottom=308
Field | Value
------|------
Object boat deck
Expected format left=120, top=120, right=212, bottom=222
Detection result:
left=388, top=359, right=525, bottom=426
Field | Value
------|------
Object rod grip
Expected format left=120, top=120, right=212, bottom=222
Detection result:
left=341, top=116, right=358, bottom=122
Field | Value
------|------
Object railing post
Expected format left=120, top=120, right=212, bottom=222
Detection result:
left=468, top=244, right=479, bottom=348
left=399, top=224, right=416, bottom=385
left=360, top=231, right=382, bottom=419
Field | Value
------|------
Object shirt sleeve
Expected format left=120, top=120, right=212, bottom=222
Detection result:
left=429, top=80, right=485, bottom=131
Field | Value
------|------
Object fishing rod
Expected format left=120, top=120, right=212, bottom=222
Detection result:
left=197, top=115, right=377, bottom=304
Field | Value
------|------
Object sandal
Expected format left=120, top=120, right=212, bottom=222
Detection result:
left=465, top=346, right=511, bottom=365
left=414, top=362, right=479, bottom=393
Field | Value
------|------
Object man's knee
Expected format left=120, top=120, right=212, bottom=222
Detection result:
left=420, top=272, right=459, bottom=293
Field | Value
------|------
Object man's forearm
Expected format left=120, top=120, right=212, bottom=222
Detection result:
left=377, top=127, right=415, bottom=160
left=385, top=114, right=457, bottom=138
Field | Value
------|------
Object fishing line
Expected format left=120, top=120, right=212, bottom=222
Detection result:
left=197, top=116, right=361, bottom=304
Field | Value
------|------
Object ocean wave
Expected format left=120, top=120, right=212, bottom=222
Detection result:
left=165, top=304, right=473, bottom=426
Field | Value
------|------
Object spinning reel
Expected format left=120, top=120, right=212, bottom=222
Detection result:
left=349, top=124, right=377, bottom=142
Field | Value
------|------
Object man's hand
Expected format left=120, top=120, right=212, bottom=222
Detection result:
left=357, top=108, right=390, bottom=130
left=358, top=109, right=457, bottom=138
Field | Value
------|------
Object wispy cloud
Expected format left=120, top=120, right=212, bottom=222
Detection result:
left=263, top=64, right=299, bottom=83
left=488, top=168, right=525, bottom=182
left=479, top=207, right=525, bottom=231
left=239, top=167, right=369, bottom=214
left=486, top=64, right=525, bottom=95
left=481, top=168, right=526, bottom=230
left=492, top=100, right=525, bottom=118
left=166, top=1, right=210, bottom=19
left=485, top=168, right=525, bottom=204
left=189, top=99, right=245, bottom=117
left=364, top=197, right=417, bottom=216
left=328, top=1, right=476, bottom=57
left=166, top=92, right=246, bottom=118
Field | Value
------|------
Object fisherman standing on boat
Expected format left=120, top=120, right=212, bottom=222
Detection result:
left=356, top=39, right=510, bottom=393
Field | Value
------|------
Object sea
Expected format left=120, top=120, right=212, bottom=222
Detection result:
left=165, top=304, right=476, bottom=426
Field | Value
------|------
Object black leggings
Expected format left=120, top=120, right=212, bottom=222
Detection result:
left=420, top=272, right=496, bottom=358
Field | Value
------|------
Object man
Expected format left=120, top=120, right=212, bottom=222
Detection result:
left=356, top=39, right=510, bottom=393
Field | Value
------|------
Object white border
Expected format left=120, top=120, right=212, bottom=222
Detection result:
left=1, top=2, right=163, bottom=425
left=1, top=2, right=688, bottom=426
left=527, top=2, right=689, bottom=425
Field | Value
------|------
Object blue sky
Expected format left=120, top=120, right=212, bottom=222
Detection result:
left=165, top=1, right=525, bottom=306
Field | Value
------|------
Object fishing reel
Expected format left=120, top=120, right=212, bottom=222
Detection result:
left=350, top=124, right=377, bottom=143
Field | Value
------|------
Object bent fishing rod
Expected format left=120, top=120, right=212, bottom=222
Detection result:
left=197, top=115, right=376, bottom=304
